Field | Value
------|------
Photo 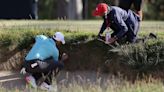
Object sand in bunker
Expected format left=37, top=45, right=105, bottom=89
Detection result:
left=0, top=71, right=113, bottom=90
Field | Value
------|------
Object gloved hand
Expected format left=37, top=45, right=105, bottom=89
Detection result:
left=20, top=67, right=27, bottom=75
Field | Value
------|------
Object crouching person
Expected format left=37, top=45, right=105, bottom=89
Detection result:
left=93, top=3, right=141, bottom=44
left=20, top=32, right=68, bottom=91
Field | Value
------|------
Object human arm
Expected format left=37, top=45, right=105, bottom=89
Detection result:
left=54, top=53, right=68, bottom=70
left=108, top=11, right=128, bottom=44
left=98, top=20, right=107, bottom=37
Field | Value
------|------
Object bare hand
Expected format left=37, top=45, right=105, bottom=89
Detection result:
left=61, top=53, right=68, bottom=61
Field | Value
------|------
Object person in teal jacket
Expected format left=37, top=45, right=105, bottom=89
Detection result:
left=20, top=32, right=68, bottom=91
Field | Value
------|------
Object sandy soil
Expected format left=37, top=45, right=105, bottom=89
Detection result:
left=0, top=70, right=112, bottom=91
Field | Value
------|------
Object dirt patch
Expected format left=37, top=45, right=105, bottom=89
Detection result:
left=0, top=71, right=117, bottom=91
left=0, top=49, right=25, bottom=70
left=61, top=40, right=111, bottom=70
left=0, top=40, right=110, bottom=70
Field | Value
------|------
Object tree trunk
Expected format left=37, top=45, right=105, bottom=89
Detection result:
left=83, top=0, right=88, bottom=19
left=56, top=0, right=67, bottom=19
left=56, top=0, right=83, bottom=20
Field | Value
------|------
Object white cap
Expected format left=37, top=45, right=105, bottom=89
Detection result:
left=53, top=32, right=65, bottom=44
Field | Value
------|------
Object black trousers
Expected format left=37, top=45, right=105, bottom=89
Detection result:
left=32, top=71, right=52, bottom=85
left=24, top=59, right=56, bottom=85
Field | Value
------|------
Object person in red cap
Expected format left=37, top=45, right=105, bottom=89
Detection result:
left=93, top=3, right=140, bottom=44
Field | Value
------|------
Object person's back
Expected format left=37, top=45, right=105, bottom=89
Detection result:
left=25, top=35, right=59, bottom=62
left=110, top=6, right=140, bottom=21
left=103, top=6, right=139, bottom=32
left=109, top=6, right=129, bottom=21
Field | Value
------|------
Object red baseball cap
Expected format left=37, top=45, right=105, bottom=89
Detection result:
left=92, top=3, right=108, bottom=16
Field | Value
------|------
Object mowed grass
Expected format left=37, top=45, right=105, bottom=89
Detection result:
left=0, top=20, right=163, bottom=48
left=0, top=20, right=164, bottom=92
left=0, top=20, right=164, bottom=32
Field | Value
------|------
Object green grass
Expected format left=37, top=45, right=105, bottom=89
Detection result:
left=0, top=20, right=164, bottom=92
left=0, top=20, right=163, bottom=32
left=0, top=20, right=163, bottom=69
left=0, top=29, right=96, bottom=50
left=0, top=20, right=163, bottom=67
left=0, top=20, right=163, bottom=48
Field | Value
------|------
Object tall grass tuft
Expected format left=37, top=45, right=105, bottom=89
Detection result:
left=119, top=39, right=164, bottom=71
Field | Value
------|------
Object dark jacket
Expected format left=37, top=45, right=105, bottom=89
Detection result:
left=99, top=6, right=140, bottom=42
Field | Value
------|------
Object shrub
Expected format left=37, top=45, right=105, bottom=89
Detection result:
left=119, top=39, right=164, bottom=71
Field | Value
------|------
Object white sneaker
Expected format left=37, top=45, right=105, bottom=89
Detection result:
left=40, top=82, right=57, bottom=92
left=25, top=75, right=37, bottom=88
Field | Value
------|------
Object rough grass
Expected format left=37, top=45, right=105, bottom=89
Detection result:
left=0, top=20, right=164, bottom=70
left=0, top=20, right=163, bottom=50
left=0, top=20, right=164, bottom=91
left=60, top=80, right=164, bottom=92
left=0, top=29, right=96, bottom=49
left=0, top=20, right=163, bottom=69
left=0, top=77, right=164, bottom=92
left=119, top=39, right=164, bottom=69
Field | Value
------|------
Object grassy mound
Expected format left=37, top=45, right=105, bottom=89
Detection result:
left=0, top=29, right=98, bottom=70
left=0, top=21, right=164, bottom=81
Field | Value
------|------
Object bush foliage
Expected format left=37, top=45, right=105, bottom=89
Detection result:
left=119, top=39, right=164, bottom=71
